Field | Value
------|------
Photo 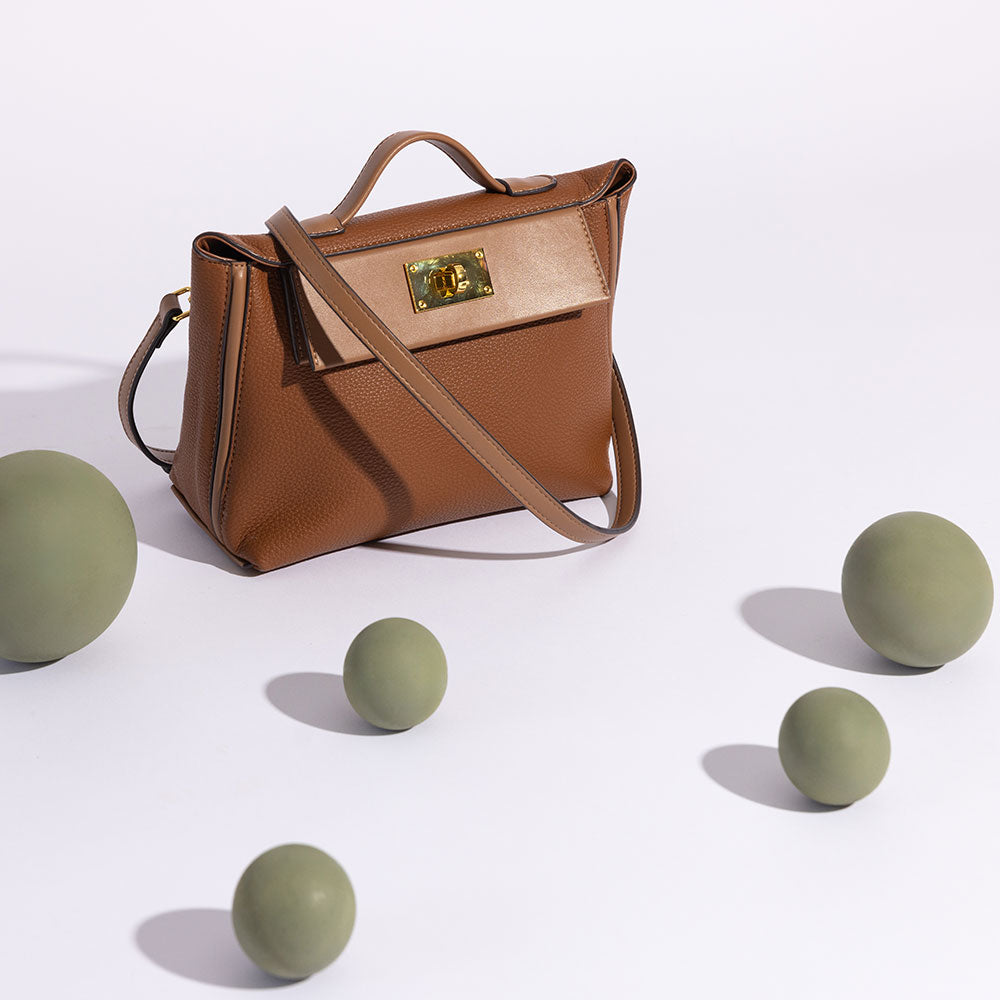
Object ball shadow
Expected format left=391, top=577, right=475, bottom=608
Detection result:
left=740, top=588, right=936, bottom=675
left=266, top=672, right=391, bottom=736
left=702, top=744, right=845, bottom=812
left=135, top=908, right=293, bottom=989
left=0, top=657, right=59, bottom=674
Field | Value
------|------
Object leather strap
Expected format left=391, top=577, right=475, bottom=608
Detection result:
left=301, top=130, right=556, bottom=236
left=267, top=206, right=641, bottom=545
left=118, top=290, right=184, bottom=471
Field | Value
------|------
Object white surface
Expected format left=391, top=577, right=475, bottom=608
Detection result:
left=2, top=2, right=999, bottom=997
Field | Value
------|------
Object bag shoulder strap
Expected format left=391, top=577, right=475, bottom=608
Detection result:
left=118, top=289, right=186, bottom=471
left=119, top=217, right=642, bottom=545
left=266, top=206, right=640, bottom=545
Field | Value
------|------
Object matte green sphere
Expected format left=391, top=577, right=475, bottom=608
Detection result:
left=779, top=688, right=890, bottom=806
left=0, top=450, right=137, bottom=663
left=343, top=617, right=447, bottom=730
left=232, top=844, right=356, bottom=980
left=842, top=511, right=993, bottom=668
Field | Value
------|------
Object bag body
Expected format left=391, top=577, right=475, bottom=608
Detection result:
left=121, top=132, right=640, bottom=571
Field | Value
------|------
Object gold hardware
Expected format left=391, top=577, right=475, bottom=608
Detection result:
left=171, top=286, right=192, bottom=322
left=404, top=248, right=493, bottom=313
left=428, top=263, right=469, bottom=299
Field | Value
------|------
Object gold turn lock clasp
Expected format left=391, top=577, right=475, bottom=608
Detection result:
left=405, top=249, right=493, bottom=313
left=428, top=263, right=470, bottom=299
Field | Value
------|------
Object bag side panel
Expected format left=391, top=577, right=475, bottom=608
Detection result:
left=169, top=248, right=232, bottom=533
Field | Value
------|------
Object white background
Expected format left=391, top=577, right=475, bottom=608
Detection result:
left=1, top=2, right=998, bottom=997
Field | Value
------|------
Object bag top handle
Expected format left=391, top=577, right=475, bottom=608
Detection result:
left=300, top=130, right=557, bottom=237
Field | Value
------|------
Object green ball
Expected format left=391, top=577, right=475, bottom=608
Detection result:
left=778, top=687, right=891, bottom=805
left=343, top=617, right=447, bottom=731
left=232, top=844, right=356, bottom=980
left=842, top=511, right=993, bottom=668
left=0, top=450, right=137, bottom=663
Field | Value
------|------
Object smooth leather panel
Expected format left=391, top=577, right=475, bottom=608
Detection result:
left=289, top=207, right=610, bottom=371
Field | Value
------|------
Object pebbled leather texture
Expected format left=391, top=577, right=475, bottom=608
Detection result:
left=123, top=132, right=639, bottom=571
left=219, top=273, right=618, bottom=569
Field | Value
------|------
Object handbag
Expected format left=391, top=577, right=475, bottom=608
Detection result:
left=119, top=131, right=641, bottom=571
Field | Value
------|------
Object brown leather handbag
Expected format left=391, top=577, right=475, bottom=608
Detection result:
left=119, top=131, right=641, bottom=571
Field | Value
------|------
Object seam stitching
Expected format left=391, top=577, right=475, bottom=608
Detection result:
left=575, top=207, right=610, bottom=298
left=207, top=264, right=233, bottom=516
left=218, top=267, right=249, bottom=530
left=314, top=168, right=606, bottom=247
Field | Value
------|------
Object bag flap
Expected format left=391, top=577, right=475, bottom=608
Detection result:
left=289, top=205, right=610, bottom=371
left=192, top=158, right=636, bottom=370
